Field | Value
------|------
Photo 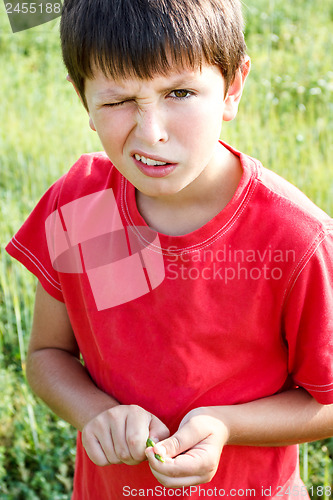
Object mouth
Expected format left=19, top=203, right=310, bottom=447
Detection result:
left=132, top=153, right=177, bottom=178
left=134, top=154, right=168, bottom=166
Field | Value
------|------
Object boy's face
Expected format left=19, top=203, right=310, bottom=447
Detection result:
left=83, top=61, right=248, bottom=200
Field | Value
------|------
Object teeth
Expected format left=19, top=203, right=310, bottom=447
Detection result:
left=134, top=154, right=167, bottom=166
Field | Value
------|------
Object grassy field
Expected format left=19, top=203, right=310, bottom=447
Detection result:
left=0, top=0, right=333, bottom=498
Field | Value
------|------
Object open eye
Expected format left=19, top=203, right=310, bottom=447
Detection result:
left=169, top=89, right=193, bottom=100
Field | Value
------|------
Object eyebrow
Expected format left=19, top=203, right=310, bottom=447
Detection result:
left=95, top=90, right=132, bottom=101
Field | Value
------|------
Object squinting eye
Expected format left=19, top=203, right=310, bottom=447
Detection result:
left=104, top=101, right=125, bottom=107
left=170, top=89, right=192, bottom=99
left=103, top=99, right=134, bottom=108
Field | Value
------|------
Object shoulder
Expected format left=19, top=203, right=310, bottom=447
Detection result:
left=67, top=151, right=113, bottom=178
left=240, top=151, right=332, bottom=241
left=20, top=152, right=117, bottom=221
left=243, top=156, right=333, bottom=303
left=224, top=142, right=332, bottom=233
left=258, top=164, right=330, bottom=223
left=51, top=152, right=118, bottom=203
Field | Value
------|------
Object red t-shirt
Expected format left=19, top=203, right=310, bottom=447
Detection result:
left=6, top=142, right=333, bottom=499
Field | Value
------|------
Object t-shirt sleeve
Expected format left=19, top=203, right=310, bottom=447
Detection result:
left=283, top=229, right=333, bottom=404
left=5, top=176, right=66, bottom=302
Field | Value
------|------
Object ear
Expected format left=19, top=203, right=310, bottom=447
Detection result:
left=89, top=116, right=96, bottom=132
left=66, top=74, right=85, bottom=105
left=223, top=56, right=251, bottom=122
left=66, top=74, right=96, bottom=131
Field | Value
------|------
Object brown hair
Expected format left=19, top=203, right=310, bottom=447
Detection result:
left=60, top=0, right=247, bottom=109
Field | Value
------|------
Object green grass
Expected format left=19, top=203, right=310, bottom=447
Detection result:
left=0, top=0, right=333, bottom=497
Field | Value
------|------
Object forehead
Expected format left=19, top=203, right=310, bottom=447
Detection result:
left=85, top=63, right=224, bottom=99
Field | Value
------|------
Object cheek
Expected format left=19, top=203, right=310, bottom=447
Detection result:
left=179, top=105, right=223, bottom=150
left=94, top=115, right=129, bottom=153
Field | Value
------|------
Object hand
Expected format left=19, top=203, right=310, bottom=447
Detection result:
left=82, top=404, right=170, bottom=466
left=145, top=407, right=229, bottom=488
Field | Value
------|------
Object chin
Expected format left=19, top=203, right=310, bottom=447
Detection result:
left=140, top=186, right=180, bottom=198
left=134, top=178, right=182, bottom=196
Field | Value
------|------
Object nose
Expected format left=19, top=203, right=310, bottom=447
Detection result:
left=134, top=105, right=168, bottom=146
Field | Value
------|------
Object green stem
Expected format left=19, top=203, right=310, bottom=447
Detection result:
left=146, top=438, right=165, bottom=463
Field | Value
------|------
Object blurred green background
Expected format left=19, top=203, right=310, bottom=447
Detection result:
left=0, top=0, right=333, bottom=498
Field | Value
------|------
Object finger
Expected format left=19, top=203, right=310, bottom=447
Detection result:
left=125, top=410, right=169, bottom=462
left=144, top=416, right=170, bottom=464
left=153, top=421, right=201, bottom=460
left=148, top=414, right=170, bottom=443
left=82, top=430, right=121, bottom=466
left=125, top=409, right=157, bottom=462
left=146, top=440, right=208, bottom=475
left=146, top=447, right=209, bottom=488
left=146, top=437, right=219, bottom=488
left=109, top=412, right=135, bottom=464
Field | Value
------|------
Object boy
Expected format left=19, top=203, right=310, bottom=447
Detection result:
left=6, top=0, right=333, bottom=498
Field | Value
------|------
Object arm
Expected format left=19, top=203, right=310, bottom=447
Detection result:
left=146, top=389, right=333, bottom=487
left=27, top=281, right=169, bottom=465
left=215, top=388, right=333, bottom=446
